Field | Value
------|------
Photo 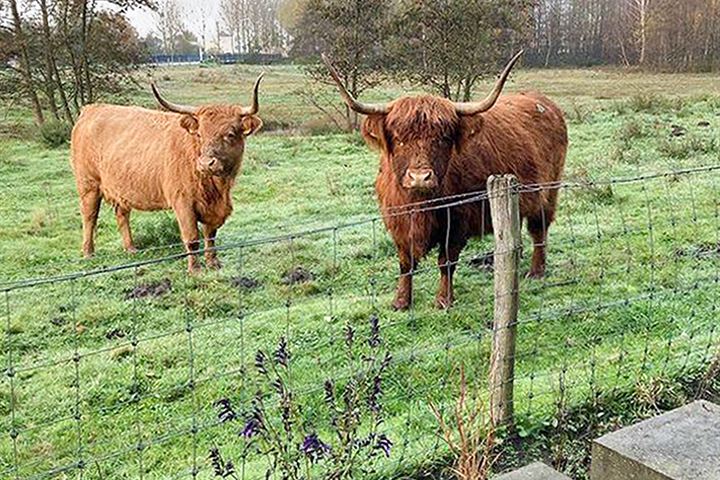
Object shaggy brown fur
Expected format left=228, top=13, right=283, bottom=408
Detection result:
left=361, top=92, right=567, bottom=310
left=71, top=103, right=262, bottom=272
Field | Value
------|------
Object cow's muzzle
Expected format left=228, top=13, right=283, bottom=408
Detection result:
left=197, top=156, right=224, bottom=176
left=403, top=168, right=438, bottom=191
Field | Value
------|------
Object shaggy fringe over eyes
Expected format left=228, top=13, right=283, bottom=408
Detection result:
left=385, top=96, right=460, bottom=142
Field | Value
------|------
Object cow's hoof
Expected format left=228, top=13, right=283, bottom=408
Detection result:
left=392, top=298, right=410, bottom=311
left=187, top=264, right=202, bottom=275
left=207, top=258, right=222, bottom=270
left=435, top=295, right=454, bottom=310
left=126, top=246, right=138, bottom=254
left=525, top=269, right=545, bottom=279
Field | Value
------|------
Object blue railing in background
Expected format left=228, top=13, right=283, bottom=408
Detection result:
left=149, top=53, right=288, bottom=65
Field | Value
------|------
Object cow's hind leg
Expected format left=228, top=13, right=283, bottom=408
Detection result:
left=526, top=206, right=554, bottom=279
left=79, top=187, right=102, bottom=258
left=436, top=243, right=464, bottom=310
left=114, top=207, right=137, bottom=253
left=203, top=224, right=221, bottom=270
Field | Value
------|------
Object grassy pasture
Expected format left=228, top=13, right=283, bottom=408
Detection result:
left=1, top=64, right=720, bottom=479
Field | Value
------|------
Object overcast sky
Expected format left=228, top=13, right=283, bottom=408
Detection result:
left=126, top=0, right=223, bottom=39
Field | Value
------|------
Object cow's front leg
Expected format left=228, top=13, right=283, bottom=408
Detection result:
left=392, top=249, right=417, bottom=311
left=174, top=203, right=201, bottom=273
left=203, top=224, right=221, bottom=270
left=436, top=243, right=463, bottom=310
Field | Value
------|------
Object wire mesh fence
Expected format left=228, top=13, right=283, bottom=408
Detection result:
left=2, top=165, right=719, bottom=479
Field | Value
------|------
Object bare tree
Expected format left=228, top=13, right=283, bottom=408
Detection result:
left=627, top=0, right=651, bottom=65
left=220, top=0, right=287, bottom=54
left=38, top=0, right=74, bottom=123
left=8, top=0, right=45, bottom=125
left=187, top=2, right=211, bottom=59
left=156, top=0, right=184, bottom=58
left=219, top=0, right=244, bottom=53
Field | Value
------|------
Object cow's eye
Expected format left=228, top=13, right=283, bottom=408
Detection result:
left=226, top=131, right=236, bottom=141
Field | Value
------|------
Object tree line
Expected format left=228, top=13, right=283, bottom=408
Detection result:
left=157, top=0, right=720, bottom=73
left=2, top=0, right=719, bottom=129
left=287, top=0, right=719, bottom=128
left=528, top=0, right=720, bottom=71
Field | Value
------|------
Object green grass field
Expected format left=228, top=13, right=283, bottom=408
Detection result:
left=1, top=64, right=720, bottom=479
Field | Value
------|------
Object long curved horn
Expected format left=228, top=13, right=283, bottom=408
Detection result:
left=239, top=73, right=263, bottom=116
left=321, top=54, right=390, bottom=115
left=454, top=50, right=524, bottom=116
left=151, top=82, right=199, bottom=115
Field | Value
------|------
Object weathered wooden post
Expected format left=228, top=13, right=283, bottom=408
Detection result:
left=488, top=174, right=521, bottom=427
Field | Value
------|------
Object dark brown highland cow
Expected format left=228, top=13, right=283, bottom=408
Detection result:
left=70, top=76, right=263, bottom=272
left=324, top=52, right=567, bottom=310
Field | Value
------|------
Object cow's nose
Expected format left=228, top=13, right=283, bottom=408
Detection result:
left=197, top=156, right=221, bottom=175
left=405, top=169, right=437, bottom=189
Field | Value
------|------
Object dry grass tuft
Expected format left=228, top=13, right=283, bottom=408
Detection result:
left=430, top=365, right=498, bottom=480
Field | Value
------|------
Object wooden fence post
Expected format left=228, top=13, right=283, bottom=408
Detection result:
left=488, top=174, right=521, bottom=427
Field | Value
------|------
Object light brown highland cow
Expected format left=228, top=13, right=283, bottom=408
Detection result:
left=70, top=76, right=263, bottom=272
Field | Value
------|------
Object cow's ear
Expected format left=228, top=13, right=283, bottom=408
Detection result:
left=361, top=114, right=387, bottom=151
left=179, top=115, right=199, bottom=135
left=241, top=115, right=263, bottom=136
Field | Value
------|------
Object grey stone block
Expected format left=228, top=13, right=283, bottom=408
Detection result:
left=591, top=400, right=720, bottom=480
left=494, top=462, right=571, bottom=480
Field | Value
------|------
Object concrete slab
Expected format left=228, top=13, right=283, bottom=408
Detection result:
left=590, top=400, right=720, bottom=480
left=494, top=462, right=571, bottom=480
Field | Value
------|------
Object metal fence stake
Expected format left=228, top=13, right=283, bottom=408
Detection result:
left=488, top=174, right=521, bottom=427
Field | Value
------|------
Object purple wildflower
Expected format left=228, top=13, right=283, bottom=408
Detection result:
left=375, top=434, right=392, bottom=457
left=274, top=337, right=290, bottom=368
left=368, top=375, right=382, bottom=413
left=368, top=315, right=380, bottom=348
left=255, top=350, right=267, bottom=375
left=281, top=396, right=293, bottom=434
left=213, top=399, right=237, bottom=423
left=209, top=447, right=236, bottom=478
left=380, top=351, right=392, bottom=370
left=344, top=324, right=354, bottom=348
left=300, top=433, right=331, bottom=463
left=272, top=378, right=285, bottom=396
left=323, top=379, right=335, bottom=407
left=240, top=417, right=261, bottom=438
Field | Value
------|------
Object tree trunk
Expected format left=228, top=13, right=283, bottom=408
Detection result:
left=349, top=69, right=359, bottom=131
left=636, top=0, right=649, bottom=66
left=39, top=0, right=60, bottom=121
left=461, top=73, right=476, bottom=102
left=80, top=0, right=94, bottom=104
left=545, top=26, right=553, bottom=67
left=59, top=0, right=83, bottom=113
left=9, top=0, right=45, bottom=125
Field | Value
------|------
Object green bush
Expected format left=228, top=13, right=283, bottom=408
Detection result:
left=658, top=135, right=718, bottom=160
left=613, top=94, right=686, bottom=115
left=39, top=120, right=72, bottom=148
left=616, top=119, right=645, bottom=143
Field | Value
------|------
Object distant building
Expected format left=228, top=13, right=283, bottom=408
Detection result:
left=212, top=30, right=235, bottom=55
